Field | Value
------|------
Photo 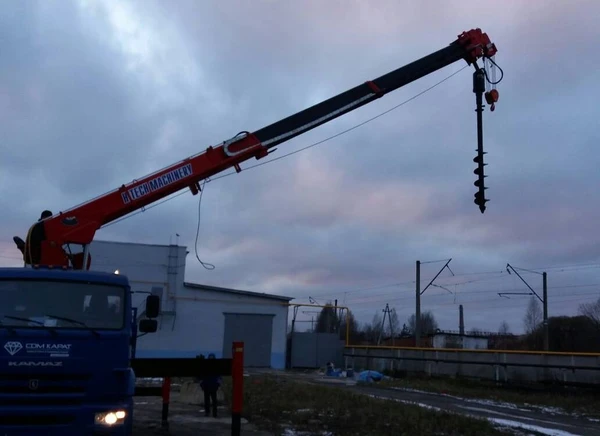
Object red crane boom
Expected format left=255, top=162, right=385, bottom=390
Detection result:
left=15, top=29, right=502, bottom=270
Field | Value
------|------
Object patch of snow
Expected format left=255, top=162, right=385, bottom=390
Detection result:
left=317, top=377, right=357, bottom=386
left=366, top=394, right=443, bottom=412
left=399, top=400, right=442, bottom=412
left=457, top=405, right=576, bottom=428
left=460, top=397, right=531, bottom=413
left=586, top=417, right=600, bottom=423
left=458, top=405, right=522, bottom=419
left=526, top=405, right=566, bottom=416
left=389, top=387, right=558, bottom=414
left=390, top=387, right=432, bottom=395
left=136, top=377, right=164, bottom=384
left=489, top=418, right=582, bottom=436
left=282, top=428, right=332, bottom=435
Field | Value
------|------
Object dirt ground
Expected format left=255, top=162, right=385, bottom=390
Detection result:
left=132, top=390, right=273, bottom=435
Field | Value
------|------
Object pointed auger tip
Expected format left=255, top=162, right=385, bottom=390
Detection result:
left=479, top=205, right=486, bottom=214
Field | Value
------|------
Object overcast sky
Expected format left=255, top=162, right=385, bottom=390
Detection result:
left=1, top=0, right=599, bottom=334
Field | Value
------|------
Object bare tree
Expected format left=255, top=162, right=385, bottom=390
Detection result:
left=362, top=311, right=384, bottom=343
left=524, top=296, right=542, bottom=334
left=496, top=320, right=512, bottom=349
left=372, top=311, right=383, bottom=333
left=339, top=309, right=359, bottom=341
left=387, top=308, right=400, bottom=337
left=498, top=320, right=510, bottom=335
left=407, top=311, right=439, bottom=335
left=315, top=302, right=339, bottom=333
left=578, top=297, right=600, bottom=329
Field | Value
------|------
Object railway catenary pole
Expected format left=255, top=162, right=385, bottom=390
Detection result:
left=543, top=272, right=548, bottom=351
left=415, top=259, right=453, bottom=347
left=415, top=260, right=421, bottom=347
left=504, top=263, right=549, bottom=351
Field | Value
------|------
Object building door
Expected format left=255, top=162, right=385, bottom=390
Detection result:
left=222, top=313, right=274, bottom=367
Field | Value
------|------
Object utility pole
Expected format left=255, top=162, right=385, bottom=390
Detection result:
left=500, top=263, right=549, bottom=351
left=377, top=303, right=394, bottom=346
left=415, top=258, right=454, bottom=347
left=415, top=260, right=421, bottom=347
left=334, top=299, right=338, bottom=333
left=543, top=272, right=548, bottom=351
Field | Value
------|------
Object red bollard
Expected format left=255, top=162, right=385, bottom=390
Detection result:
left=161, top=376, right=171, bottom=427
left=231, top=342, right=244, bottom=436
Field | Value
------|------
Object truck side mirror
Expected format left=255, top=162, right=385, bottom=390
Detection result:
left=145, top=295, right=160, bottom=318
left=139, top=319, right=158, bottom=333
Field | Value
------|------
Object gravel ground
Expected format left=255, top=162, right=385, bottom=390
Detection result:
left=132, top=391, right=273, bottom=435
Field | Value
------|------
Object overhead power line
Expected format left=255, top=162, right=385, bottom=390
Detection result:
left=345, top=284, right=600, bottom=306
left=349, top=292, right=599, bottom=314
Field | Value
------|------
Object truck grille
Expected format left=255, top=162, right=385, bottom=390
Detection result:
left=0, top=372, right=91, bottom=406
left=0, top=385, right=84, bottom=394
left=0, top=415, right=76, bottom=426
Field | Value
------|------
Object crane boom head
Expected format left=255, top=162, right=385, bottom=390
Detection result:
left=13, top=28, right=503, bottom=270
left=456, top=28, right=498, bottom=64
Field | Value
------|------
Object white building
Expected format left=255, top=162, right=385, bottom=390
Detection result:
left=88, top=239, right=293, bottom=369
left=432, top=332, right=488, bottom=350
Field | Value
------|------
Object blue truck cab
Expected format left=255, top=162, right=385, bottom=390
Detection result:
left=0, top=267, right=159, bottom=435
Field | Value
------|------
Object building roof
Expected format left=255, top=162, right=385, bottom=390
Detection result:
left=184, top=282, right=294, bottom=302
left=93, top=239, right=188, bottom=250
left=433, top=331, right=490, bottom=339
left=0, top=267, right=130, bottom=287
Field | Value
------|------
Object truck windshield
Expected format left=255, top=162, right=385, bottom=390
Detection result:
left=0, top=280, right=125, bottom=330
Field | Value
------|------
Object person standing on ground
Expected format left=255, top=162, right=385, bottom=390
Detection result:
left=200, top=353, right=221, bottom=417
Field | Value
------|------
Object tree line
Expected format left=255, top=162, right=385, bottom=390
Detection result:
left=306, top=302, right=440, bottom=345
left=303, top=296, right=600, bottom=352
left=512, top=295, right=600, bottom=352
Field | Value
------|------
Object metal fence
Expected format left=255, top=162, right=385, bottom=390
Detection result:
left=288, top=332, right=345, bottom=369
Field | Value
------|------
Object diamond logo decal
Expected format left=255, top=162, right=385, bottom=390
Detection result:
left=4, top=341, right=23, bottom=356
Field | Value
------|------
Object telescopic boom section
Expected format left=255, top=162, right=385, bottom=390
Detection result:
left=20, top=29, right=499, bottom=269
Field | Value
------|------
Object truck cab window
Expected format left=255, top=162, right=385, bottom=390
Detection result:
left=0, top=280, right=125, bottom=330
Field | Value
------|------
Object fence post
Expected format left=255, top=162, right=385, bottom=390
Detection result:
left=161, top=377, right=171, bottom=427
left=231, top=341, right=244, bottom=436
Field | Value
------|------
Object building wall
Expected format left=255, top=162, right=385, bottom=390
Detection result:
left=88, top=240, right=290, bottom=369
left=89, top=240, right=186, bottom=314
left=462, top=336, right=488, bottom=350
left=432, top=334, right=488, bottom=350
left=136, top=286, right=289, bottom=368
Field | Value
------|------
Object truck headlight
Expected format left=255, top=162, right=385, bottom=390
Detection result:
left=95, top=410, right=126, bottom=425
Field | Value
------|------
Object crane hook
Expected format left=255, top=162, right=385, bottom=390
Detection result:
left=485, top=89, right=499, bottom=112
